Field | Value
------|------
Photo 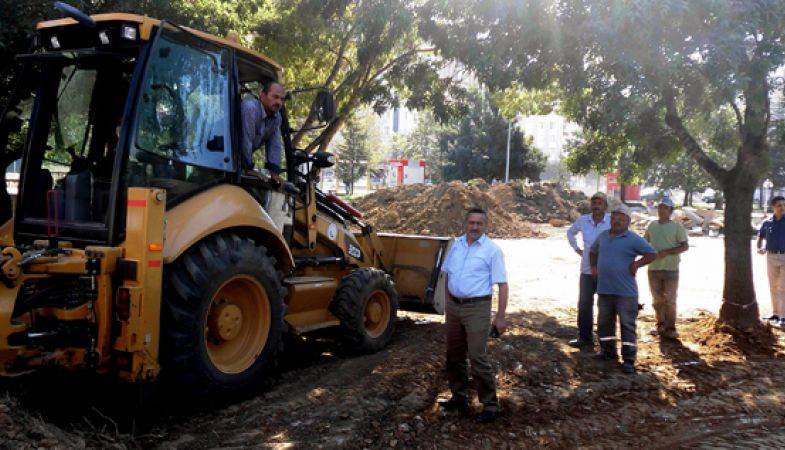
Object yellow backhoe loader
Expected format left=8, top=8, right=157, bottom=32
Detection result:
left=0, top=5, right=449, bottom=397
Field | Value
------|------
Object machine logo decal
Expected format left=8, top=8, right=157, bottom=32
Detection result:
left=327, top=223, right=338, bottom=241
left=348, top=244, right=362, bottom=259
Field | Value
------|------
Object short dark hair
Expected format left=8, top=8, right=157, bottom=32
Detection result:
left=465, top=207, right=488, bottom=221
left=261, top=79, right=283, bottom=93
left=772, top=196, right=785, bottom=205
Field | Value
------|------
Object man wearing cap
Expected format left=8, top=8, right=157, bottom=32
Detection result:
left=566, top=192, right=611, bottom=348
left=439, top=207, right=508, bottom=423
left=644, top=198, right=689, bottom=339
left=590, top=204, right=657, bottom=374
left=757, top=195, right=785, bottom=327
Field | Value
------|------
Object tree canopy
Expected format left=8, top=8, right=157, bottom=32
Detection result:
left=422, top=0, right=785, bottom=329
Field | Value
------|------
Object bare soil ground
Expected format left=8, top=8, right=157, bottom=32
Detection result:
left=3, top=309, right=785, bottom=449
left=3, top=234, right=785, bottom=449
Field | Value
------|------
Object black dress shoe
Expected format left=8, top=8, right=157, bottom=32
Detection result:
left=568, top=338, right=593, bottom=348
left=438, top=397, right=469, bottom=411
left=475, top=409, right=499, bottom=423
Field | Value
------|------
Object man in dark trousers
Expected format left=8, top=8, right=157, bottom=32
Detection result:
left=590, top=204, right=656, bottom=374
left=439, top=208, right=508, bottom=423
left=758, top=195, right=785, bottom=327
left=566, top=192, right=610, bottom=348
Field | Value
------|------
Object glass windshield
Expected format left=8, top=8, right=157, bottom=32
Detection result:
left=127, top=29, right=232, bottom=203
left=133, top=32, right=233, bottom=171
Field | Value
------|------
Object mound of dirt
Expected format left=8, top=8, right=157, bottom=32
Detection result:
left=352, top=180, right=588, bottom=238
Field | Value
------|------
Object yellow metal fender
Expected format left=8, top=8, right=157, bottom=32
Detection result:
left=163, top=185, right=294, bottom=270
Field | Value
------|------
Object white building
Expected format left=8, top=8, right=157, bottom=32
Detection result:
left=517, top=112, right=605, bottom=194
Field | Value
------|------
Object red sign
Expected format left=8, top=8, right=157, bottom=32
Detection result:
left=606, top=172, right=619, bottom=191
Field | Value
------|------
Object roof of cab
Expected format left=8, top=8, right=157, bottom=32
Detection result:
left=36, top=13, right=283, bottom=79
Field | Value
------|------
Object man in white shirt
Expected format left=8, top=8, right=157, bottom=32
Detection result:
left=566, top=192, right=610, bottom=348
left=438, top=208, right=508, bottom=424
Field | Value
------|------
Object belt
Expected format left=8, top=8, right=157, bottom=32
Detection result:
left=769, top=250, right=785, bottom=254
left=450, top=295, right=491, bottom=305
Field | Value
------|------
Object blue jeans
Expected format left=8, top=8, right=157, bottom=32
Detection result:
left=577, top=273, right=598, bottom=342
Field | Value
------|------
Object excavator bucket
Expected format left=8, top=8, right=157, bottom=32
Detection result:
left=378, top=233, right=452, bottom=314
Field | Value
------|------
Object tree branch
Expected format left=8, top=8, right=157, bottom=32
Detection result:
left=368, top=47, right=436, bottom=82
left=663, top=94, right=729, bottom=184
left=730, top=100, right=744, bottom=137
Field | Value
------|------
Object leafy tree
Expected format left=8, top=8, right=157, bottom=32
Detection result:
left=440, top=91, right=545, bottom=182
left=401, top=111, right=450, bottom=183
left=255, top=0, right=465, bottom=153
left=423, top=0, right=785, bottom=329
left=646, top=158, right=713, bottom=207
left=335, top=112, right=378, bottom=195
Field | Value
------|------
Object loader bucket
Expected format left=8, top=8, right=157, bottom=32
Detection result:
left=378, top=233, right=452, bottom=314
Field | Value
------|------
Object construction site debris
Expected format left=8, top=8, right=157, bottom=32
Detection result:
left=632, top=206, right=728, bottom=237
left=353, top=181, right=588, bottom=238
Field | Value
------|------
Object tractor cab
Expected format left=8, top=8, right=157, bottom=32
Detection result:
left=6, top=14, right=317, bottom=248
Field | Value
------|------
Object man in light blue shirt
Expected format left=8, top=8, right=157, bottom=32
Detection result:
left=566, top=192, right=610, bottom=348
left=438, top=207, right=508, bottom=423
left=590, top=204, right=656, bottom=374
left=240, top=80, right=285, bottom=173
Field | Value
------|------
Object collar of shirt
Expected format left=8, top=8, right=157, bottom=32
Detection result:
left=457, top=234, right=487, bottom=248
left=608, top=229, right=629, bottom=238
left=586, top=214, right=610, bottom=227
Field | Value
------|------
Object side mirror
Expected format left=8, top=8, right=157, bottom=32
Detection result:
left=314, top=90, right=336, bottom=123
left=311, top=152, right=335, bottom=169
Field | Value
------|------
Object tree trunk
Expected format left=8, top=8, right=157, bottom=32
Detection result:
left=718, top=181, right=761, bottom=330
left=715, top=192, right=724, bottom=210
left=759, top=182, right=765, bottom=210
left=684, top=190, right=691, bottom=207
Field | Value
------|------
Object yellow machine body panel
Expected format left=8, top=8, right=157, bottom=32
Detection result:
left=377, top=233, right=452, bottom=314
left=35, top=13, right=285, bottom=81
left=163, top=185, right=293, bottom=270
left=0, top=188, right=166, bottom=379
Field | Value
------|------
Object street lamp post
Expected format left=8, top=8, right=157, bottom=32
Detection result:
left=505, top=119, right=512, bottom=183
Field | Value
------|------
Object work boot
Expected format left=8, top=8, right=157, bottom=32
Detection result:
left=593, top=351, right=616, bottom=362
left=568, top=338, right=593, bottom=349
left=475, top=409, right=499, bottom=423
left=437, top=396, right=468, bottom=411
left=621, top=360, right=636, bottom=374
left=764, top=314, right=780, bottom=323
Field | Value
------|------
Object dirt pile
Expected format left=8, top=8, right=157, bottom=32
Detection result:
left=352, top=180, right=588, bottom=238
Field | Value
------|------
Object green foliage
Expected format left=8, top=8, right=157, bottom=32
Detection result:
left=401, top=111, right=449, bottom=183
left=440, top=91, right=545, bottom=182
left=335, top=111, right=379, bottom=193
left=421, top=0, right=785, bottom=186
left=254, top=0, right=464, bottom=151
left=491, top=82, right=559, bottom=120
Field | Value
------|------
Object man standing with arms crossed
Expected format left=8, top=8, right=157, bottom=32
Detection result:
left=644, top=198, right=689, bottom=339
left=566, top=193, right=611, bottom=348
left=757, top=195, right=785, bottom=327
left=590, top=204, right=656, bottom=374
left=439, top=208, right=508, bottom=423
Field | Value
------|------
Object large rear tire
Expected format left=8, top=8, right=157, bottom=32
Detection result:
left=161, top=233, right=287, bottom=398
left=329, top=268, right=398, bottom=353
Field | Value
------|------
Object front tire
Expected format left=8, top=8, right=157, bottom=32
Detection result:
left=161, top=233, right=286, bottom=398
left=329, top=268, right=398, bottom=353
